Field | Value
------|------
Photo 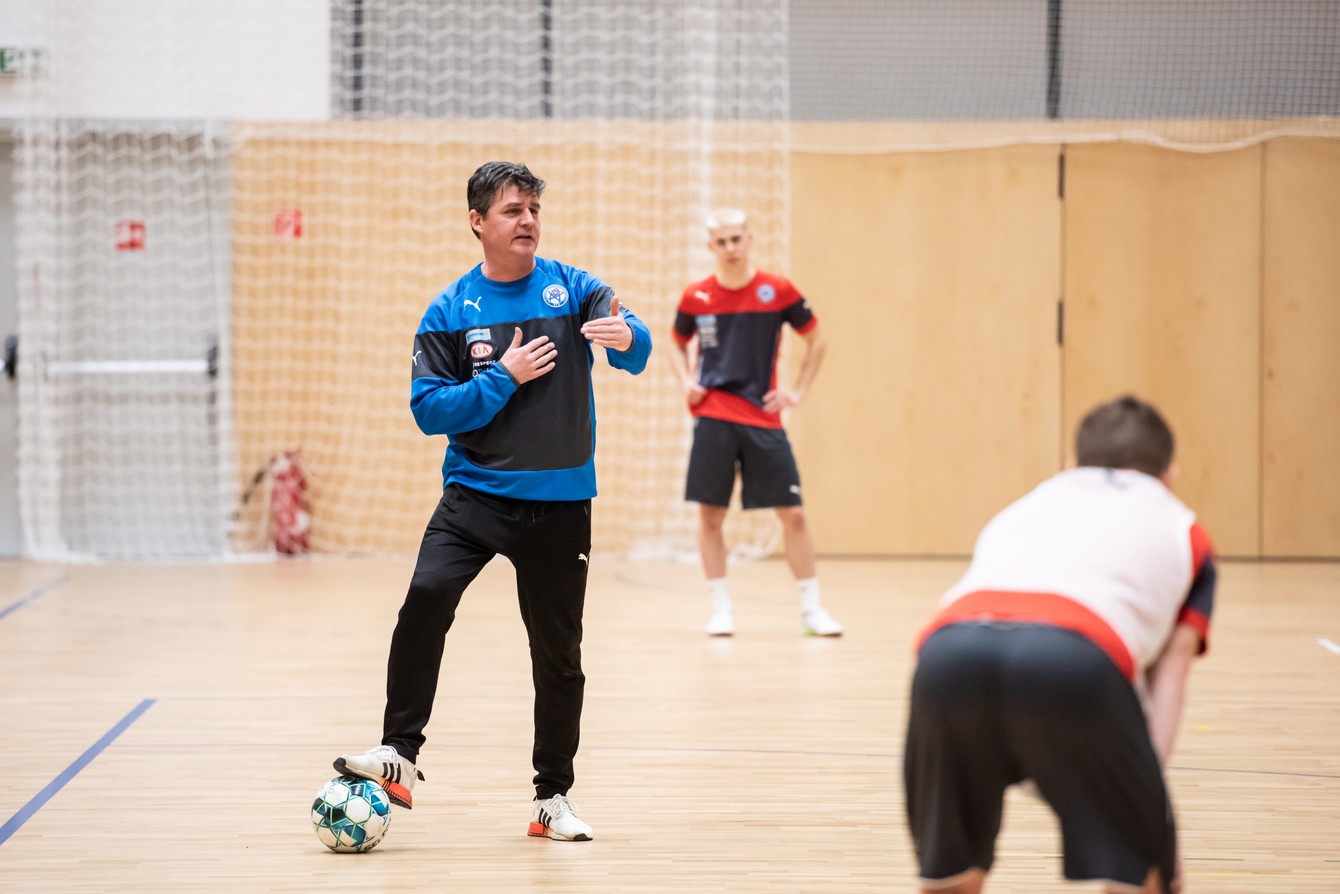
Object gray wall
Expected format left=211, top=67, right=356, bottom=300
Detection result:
left=1059, top=1, right=1340, bottom=118
left=790, top=0, right=1049, bottom=120
left=330, top=0, right=788, bottom=120
left=788, top=0, right=1340, bottom=120
left=329, top=1, right=1340, bottom=123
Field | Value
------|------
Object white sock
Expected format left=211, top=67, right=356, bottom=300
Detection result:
left=796, top=577, right=821, bottom=613
left=706, top=578, right=732, bottom=614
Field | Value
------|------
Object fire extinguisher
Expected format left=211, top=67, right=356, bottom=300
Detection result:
left=270, top=451, right=311, bottom=554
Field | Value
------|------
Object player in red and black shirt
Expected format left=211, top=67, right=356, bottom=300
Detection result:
left=670, top=209, right=842, bottom=638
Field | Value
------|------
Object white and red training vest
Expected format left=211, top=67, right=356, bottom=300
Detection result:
left=920, top=466, right=1214, bottom=685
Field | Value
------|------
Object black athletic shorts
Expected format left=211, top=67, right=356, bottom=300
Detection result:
left=903, top=622, right=1176, bottom=893
left=684, top=416, right=802, bottom=509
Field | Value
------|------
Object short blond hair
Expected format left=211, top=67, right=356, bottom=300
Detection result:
left=705, top=208, right=748, bottom=232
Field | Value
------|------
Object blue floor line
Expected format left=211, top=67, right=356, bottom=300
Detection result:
left=0, top=574, right=72, bottom=621
left=0, top=698, right=156, bottom=846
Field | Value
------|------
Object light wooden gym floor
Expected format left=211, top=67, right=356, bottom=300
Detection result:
left=1, top=556, right=1337, bottom=892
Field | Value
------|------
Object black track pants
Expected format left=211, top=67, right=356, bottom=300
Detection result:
left=382, top=483, right=592, bottom=798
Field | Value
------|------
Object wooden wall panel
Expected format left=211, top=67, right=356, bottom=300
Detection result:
left=1062, top=143, right=1262, bottom=557
left=228, top=123, right=1338, bottom=559
left=789, top=146, right=1063, bottom=555
left=1262, top=139, right=1340, bottom=557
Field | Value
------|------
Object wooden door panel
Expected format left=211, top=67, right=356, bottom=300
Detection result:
left=791, top=146, right=1062, bottom=555
left=1063, top=143, right=1262, bottom=557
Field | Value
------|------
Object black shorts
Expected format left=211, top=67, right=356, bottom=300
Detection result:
left=903, top=622, right=1176, bottom=893
left=684, top=416, right=802, bottom=509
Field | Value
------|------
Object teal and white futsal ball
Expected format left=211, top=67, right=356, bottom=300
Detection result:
left=311, top=775, right=392, bottom=853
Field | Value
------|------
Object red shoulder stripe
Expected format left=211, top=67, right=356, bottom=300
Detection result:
left=1189, top=522, right=1214, bottom=574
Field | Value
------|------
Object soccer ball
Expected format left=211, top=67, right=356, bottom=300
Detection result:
left=311, top=775, right=392, bottom=853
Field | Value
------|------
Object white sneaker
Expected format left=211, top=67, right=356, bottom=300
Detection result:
left=802, top=607, right=844, bottom=637
left=528, top=794, right=593, bottom=841
left=333, top=744, right=424, bottom=809
left=706, top=608, right=735, bottom=636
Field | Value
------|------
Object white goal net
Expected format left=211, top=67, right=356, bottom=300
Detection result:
left=12, top=0, right=790, bottom=560
left=14, top=122, right=233, bottom=560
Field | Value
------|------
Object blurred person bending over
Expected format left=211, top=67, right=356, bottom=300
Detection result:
left=904, top=395, right=1216, bottom=894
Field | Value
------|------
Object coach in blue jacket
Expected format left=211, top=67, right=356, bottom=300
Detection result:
left=335, top=161, right=652, bottom=843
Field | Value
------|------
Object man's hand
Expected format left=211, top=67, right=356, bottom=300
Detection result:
left=684, top=380, right=708, bottom=406
left=762, top=388, right=801, bottom=414
left=581, top=296, right=634, bottom=351
left=500, top=327, right=558, bottom=384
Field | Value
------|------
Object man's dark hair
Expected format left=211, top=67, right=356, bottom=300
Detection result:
left=1074, top=394, right=1175, bottom=478
left=467, top=161, right=546, bottom=239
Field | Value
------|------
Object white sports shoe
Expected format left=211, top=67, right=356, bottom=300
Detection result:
left=333, top=744, right=425, bottom=809
left=528, top=794, right=593, bottom=841
left=705, top=608, right=735, bottom=636
left=802, top=607, right=844, bottom=637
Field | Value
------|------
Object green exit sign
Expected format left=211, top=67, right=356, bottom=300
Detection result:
left=0, top=48, right=42, bottom=78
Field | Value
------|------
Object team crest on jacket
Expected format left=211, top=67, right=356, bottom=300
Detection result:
left=543, top=285, right=570, bottom=308
left=756, top=284, right=776, bottom=303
